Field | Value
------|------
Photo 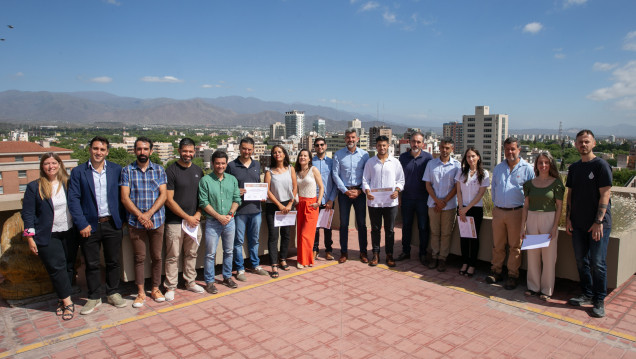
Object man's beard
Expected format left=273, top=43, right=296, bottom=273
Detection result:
left=137, top=155, right=149, bottom=163
left=347, top=142, right=355, bottom=149
left=411, top=147, right=421, bottom=153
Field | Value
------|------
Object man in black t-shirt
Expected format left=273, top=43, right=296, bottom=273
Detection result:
left=163, top=138, right=205, bottom=301
left=566, top=129, right=612, bottom=318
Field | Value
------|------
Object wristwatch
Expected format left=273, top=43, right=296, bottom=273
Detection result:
left=594, top=219, right=602, bottom=224
left=229, top=211, right=235, bottom=218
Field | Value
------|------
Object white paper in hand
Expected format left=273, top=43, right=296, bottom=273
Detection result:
left=181, top=220, right=200, bottom=245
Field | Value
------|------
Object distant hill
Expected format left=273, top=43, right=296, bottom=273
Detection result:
left=0, top=90, right=410, bottom=134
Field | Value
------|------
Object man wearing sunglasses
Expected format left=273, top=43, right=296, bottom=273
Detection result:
left=312, top=138, right=338, bottom=260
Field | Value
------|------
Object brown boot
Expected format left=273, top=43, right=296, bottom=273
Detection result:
left=360, top=252, right=369, bottom=264
left=369, top=253, right=379, bottom=266
left=386, top=254, right=396, bottom=268
left=338, top=254, right=348, bottom=264
left=325, top=252, right=334, bottom=260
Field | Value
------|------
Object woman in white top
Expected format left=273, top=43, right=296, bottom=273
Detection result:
left=455, top=147, right=490, bottom=278
left=21, top=153, right=78, bottom=320
left=264, top=145, right=297, bottom=277
left=294, top=149, right=324, bottom=268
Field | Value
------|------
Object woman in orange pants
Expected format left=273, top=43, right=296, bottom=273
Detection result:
left=295, top=149, right=324, bottom=268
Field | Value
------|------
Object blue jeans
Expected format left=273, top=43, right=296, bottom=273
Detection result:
left=338, top=192, right=368, bottom=255
left=233, top=212, right=262, bottom=271
left=571, top=226, right=611, bottom=302
left=204, top=218, right=235, bottom=283
left=400, top=197, right=429, bottom=257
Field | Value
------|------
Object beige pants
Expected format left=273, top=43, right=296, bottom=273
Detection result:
left=163, top=223, right=201, bottom=290
left=525, top=211, right=558, bottom=296
left=491, top=207, right=523, bottom=278
left=428, top=207, right=456, bottom=260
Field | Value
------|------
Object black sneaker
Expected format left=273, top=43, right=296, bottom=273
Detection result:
left=486, top=272, right=503, bottom=284
left=395, top=253, right=410, bottom=261
left=568, top=294, right=593, bottom=307
left=504, top=277, right=518, bottom=290
left=206, top=283, right=218, bottom=294
left=222, top=277, right=238, bottom=289
left=590, top=300, right=605, bottom=318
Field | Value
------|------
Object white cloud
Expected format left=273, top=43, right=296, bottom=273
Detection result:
left=563, top=0, right=586, bottom=8
left=360, top=1, right=379, bottom=12
left=522, top=22, right=543, bottom=34
left=202, top=84, right=222, bottom=88
left=90, top=76, right=112, bottom=83
left=587, top=61, right=636, bottom=110
left=554, top=53, right=566, bottom=59
left=623, top=31, right=636, bottom=51
left=383, top=10, right=397, bottom=24
left=140, top=76, right=184, bottom=83
left=246, top=88, right=254, bottom=92
left=593, top=62, right=618, bottom=71
left=14, top=72, right=23, bottom=77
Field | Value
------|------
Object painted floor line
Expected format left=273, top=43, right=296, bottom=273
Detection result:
left=1, top=261, right=339, bottom=359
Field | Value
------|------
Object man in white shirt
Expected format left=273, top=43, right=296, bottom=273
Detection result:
left=362, top=136, right=405, bottom=267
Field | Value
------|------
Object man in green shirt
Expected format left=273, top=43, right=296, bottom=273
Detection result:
left=199, top=151, right=241, bottom=294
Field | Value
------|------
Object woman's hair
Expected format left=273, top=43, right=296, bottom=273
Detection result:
left=270, top=145, right=290, bottom=168
left=534, top=152, right=560, bottom=178
left=38, top=152, right=69, bottom=200
left=294, top=149, right=313, bottom=173
left=460, top=147, right=485, bottom=185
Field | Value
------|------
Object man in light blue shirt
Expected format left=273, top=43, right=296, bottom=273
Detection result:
left=312, top=137, right=338, bottom=260
left=332, top=128, right=370, bottom=264
left=487, top=137, right=535, bottom=290
left=422, top=137, right=461, bottom=272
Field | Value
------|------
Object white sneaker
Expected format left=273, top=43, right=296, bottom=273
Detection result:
left=186, top=283, right=205, bottom=294
left=296, top=263, right=304, bottom=269
left=164, top=290, right=175, bottom=301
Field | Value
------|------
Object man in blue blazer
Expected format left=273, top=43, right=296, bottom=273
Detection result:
left=68, top=136, right=126, bottom=314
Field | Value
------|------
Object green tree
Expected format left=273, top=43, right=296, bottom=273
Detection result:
left=613, top=169, right=636, bottom=186
left=107, top=148, right=136, bottom=167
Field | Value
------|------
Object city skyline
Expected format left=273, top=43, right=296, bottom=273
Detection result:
left=1, top=0, right=635, bottom=130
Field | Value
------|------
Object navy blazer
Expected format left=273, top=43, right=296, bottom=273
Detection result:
left=22, top=180, right=74, bottom=246
left=67, top=160, right=124, bottom=233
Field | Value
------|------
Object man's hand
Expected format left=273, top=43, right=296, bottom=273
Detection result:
left=217, top=214, right=232, bottom=226
left=185, top=215, right=199, bottom=228
left=79, top=225, right=92, bottom=238
left=588, top=222, right=603, bottom=242
left=566, top=218, right=573, bottom=236
left=346, top=189, right=360, bottom=199
left=27, top=237, right=38, bottom=255
left=366, top=191, right=375, bottom=201
left=325, top=200, right=333, bottom=210
left=390, top=190, right=399, bottom=199
left=434, top=198, right=446, bottom=211
left=239, top=188, right=247, bottom=196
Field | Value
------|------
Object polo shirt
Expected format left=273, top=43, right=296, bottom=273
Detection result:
left=226, top=157, right=262, bottom=215
left=399, top=150, right=432, bottom=201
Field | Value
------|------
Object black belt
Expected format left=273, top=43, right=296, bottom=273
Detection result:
left=98, top=216, right=112, bottom=223
left=346, top=185, right=361, bottom=190
left=495, top=206, right=523, bottom=211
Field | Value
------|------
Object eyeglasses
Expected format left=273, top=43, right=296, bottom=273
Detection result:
left=315, top=143, right=325, bottom=147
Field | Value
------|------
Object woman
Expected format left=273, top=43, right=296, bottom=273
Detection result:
left=264, top=145, right=297, bottom=278
left=521, top=152, right=564, bottom=301
left=21, top=153, right=79, bottom=320
left=455, top=147, right=489, bottom=278
left=294, top=149, right=324, bottom=269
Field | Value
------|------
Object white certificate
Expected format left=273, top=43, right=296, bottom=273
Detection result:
left=458, top=216, right=477, bottom=238
left=274, top=211, right=297, bottom=227
left=521, top=234, right=552, bottom=250
left=181, top=220, right=200, bottom=245
left=244, top=183, right=268, bottom=201
left=317, top=209, right=334, bottom=229
left=369, top=187, right=394, bottom=205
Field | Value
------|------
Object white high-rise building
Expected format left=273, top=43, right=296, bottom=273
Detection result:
left=313, top=118, right=326, bottom=137
left=347, top=118, right=364, bottom=137
left=270, top=122, right=286, bottom=140
left=285, top=110, right=305, bottom=138
left=462, top=106, right=508, bottom=170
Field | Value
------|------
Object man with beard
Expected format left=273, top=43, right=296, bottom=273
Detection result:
left=487, top=137, right=534, bottom=290
left=120, top=137, right=168, bottom=308
left=566, top=130, right=612, bottom=318
left=333, top=128, right=370, bottom=264
left=312, top=137, right=338, bottom=260
left=397, top=132, right=433, bottom=265
left=68, top=136, right=127, bottom=315
left=163, top=138, right=205, bottom=301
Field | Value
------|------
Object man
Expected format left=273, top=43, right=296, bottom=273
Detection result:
left=226, top=137, right=269, bottom=281
left=163, top=138, right=205, bottom=301
left=397, top=132, right=433, bottom=264
left=120, top=137, right=168, bottom=307
left=333, top=128, right=370, bottom=263
left=68, top=136, right=126, bottom=315
left=199, top=151, right=241, bottom=294
left=566, top=129, right=612, bottom=318
left=422, top=137, right=461, bottom=272
left=362, top=136, right=405, bottom=267
left=487, top=137, right=534, bottom=290
left=312, top=137, right=338, bottom=260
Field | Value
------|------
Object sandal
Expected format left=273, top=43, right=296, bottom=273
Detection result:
left=62, top=303, right=74, bottom=321
left=459, top=264, right=468, bottom=276
left=539, top=293, right=551, bottom=301
left=56, top=300, right=64, bottom=316
left=270, top=265, right=280, bottom=278
left=466, top=267, right=475, bottom=278
left=524, top=290, right=538, bottom=297
left=279, top=260, right=290, bottom=271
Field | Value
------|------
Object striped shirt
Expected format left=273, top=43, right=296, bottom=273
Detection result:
left=120, top=161, right=167, bottom=229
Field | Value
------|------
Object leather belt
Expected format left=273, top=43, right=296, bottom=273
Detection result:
left=98, top=216, right=112, bottom=223
left=495, top=206, right=523, bottom=211
left=346, top=185, right=361, bottom=190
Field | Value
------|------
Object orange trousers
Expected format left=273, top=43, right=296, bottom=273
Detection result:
left=297, top=197, right=319, bottom=266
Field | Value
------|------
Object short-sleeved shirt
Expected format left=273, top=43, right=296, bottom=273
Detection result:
left=455, top=170, right=490, bottom=207
left=399, top=150, right=433, bottom=201
left=491, top=158, right=535, bottom=208
left=226, top=158, right=262, bottom=215
left=523, top=178, right=565, bottom=212
left=198, top=172, right=241, bottom=218
left=422, top=157, right=461, bottom=210
left=120, top=161, right=167, bottom=229
left=165, top=162, right=203, bottom=224
left=566, top=157, right=612, bottom=230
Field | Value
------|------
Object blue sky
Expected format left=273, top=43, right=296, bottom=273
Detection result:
left=1, top=0, right=635, bottom=130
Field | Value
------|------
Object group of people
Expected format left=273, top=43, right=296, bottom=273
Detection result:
left=21, top=128, right=612, bottom=320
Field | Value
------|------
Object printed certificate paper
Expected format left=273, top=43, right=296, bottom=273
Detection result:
left=244, top=183, right=268, bottom=201
left=274, top=211, right=297, bottom=227
left=369, top=187, right=394, bottom=206
left=317, top=209, right=334, bottom=229
left=181, top=220, right=200, bottom=245
left=521, top=234, right=552, bottom=250
left=458, top=216, right=477, bottom=238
